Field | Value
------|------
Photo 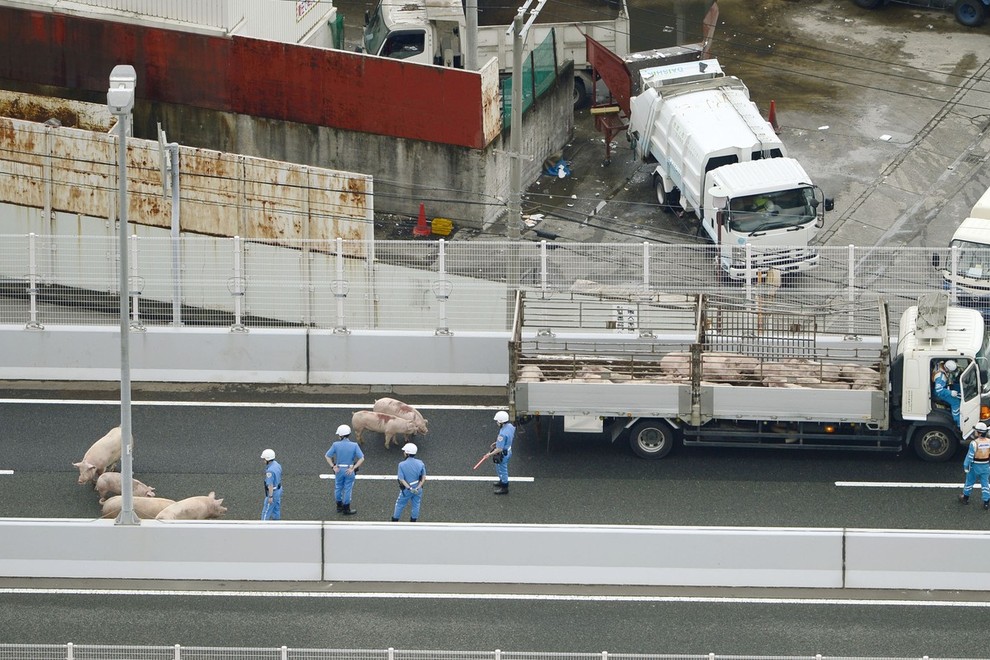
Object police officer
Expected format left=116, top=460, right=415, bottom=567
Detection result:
left=260, top=448, right=282, bottom=520
left=933, top=359, right=961, bottom=427
left=392, top=442, right=427, bottom=522
left=488, top=410, right=515, bottom=495
left=325, top=424, right=364, bottom=515
left=959, top=421, right=990, bottom=510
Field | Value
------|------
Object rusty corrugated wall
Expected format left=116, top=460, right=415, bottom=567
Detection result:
left=0, top=5, right=494, bottom=149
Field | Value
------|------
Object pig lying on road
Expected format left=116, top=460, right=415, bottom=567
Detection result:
left=156, top=492, right=228, bottom=520
left=352, top=410, right=420, bottom=449
left=73, top=426, right=123, bottom=485
left=372, top=397, right=428, bottom=435
left=95, top=472, right=157, bottom=503
left=101, top=496, right=175, bottom=519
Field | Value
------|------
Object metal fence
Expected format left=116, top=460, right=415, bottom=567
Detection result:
left=0, top=646, right=943, bottom=660
left=0, top=234, right=986, bottom=336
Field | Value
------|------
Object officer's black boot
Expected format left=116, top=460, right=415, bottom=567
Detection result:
left=984, top=500, right=989, bottom=511
left=493, top=483, right=509, bottom=495
left=336, top=501, right=344, bottom=513
left=391, top=517, right=399, bottom=522
left=410, top=518, right=418, bottom=522
left=343, top=503, right=357, bottom=515
left=959, top=494, right=970, bottom=505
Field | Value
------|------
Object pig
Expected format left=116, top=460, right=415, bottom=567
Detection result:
left=351, top=410, right=420, bottom=449
left=73, top=426, right=123, bottom=485
left=155, top=492, right=227, bottom=520
left=372, top=397, right=429, bottom=435
left=101, top=496, right=176, bottom=519
left=95, top=472, right=157, bottom=503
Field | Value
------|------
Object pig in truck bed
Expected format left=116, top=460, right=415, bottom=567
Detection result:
left=509, top=291, right=988, bottom=463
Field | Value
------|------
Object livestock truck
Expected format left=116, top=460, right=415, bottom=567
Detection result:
left=362, top=0, right=630, bottom=106
left=933, top=183, right=990, bottom=315
left=626, top=58, right=827, bottom=280
left=509, top=291, right=990, bottom=462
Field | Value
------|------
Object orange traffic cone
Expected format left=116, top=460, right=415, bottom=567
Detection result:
left=413, top=202, right=431, bottom=237
left=768, top=99, right=780, bottom=134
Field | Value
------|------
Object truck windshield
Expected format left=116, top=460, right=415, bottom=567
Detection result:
left=947, top=239, right=990, bottom=282
left=727, top=187, right=817, bottom=234
left=364, top=6, right=389, bottom=56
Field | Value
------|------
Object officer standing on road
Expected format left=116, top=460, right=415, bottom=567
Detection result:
left=260, top=448, right=282, bottom=520
left=933, top=360, right=961, bottom=427
left=959, top=421, right=990, bottom=510
left=487, top=410, right=515, bottom=495
left=325, top=424, right=364, bottom=515
left=392, top=442, right=427, bottom=522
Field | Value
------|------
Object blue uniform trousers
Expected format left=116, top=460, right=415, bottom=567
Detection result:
left=393, top=483, right=422, bottom=520
left=261, top=487, right=282, bottom=520
left=335, top=469, right=356, bottom=504
left=495, top=453, right=511, bottom=485
left=963, top=463, right=990, bottom=502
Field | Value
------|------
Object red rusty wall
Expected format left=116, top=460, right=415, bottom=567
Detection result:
left=0, top=6, right=486, bottom=149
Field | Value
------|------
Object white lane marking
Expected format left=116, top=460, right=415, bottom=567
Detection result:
left=0, top=587, right=987, bottom=607
left=319, top=474, right=533, bottom=482
left=0, top=399, right=494, bottom=411
left=0, top=470, right=12, bottom=475
left=836, top=482, right=979, bottom=489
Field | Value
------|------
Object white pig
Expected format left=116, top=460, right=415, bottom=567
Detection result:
left=73, top=426, right=123, bottom=485
left=95, top=472, right=157, bottom=503
left=155, top=492, right=228, bottom=520
left=372, top=397, right=429, bottom=435
left=101, top=496, right=176, bottom=519
left=351, top=410, right=420, bottom=449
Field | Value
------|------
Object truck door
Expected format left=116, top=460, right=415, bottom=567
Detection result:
left=958, top=360, right=981, bottom=436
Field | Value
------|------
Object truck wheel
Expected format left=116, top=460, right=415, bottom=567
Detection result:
left=573, top=78, right=589, bottom=109
left=853, top=0, right=884, bottom=7
left=628, top=420, right=678, bottom=459
left=955, top=0, right=986, bottom=26
left=653, top=176, right=679, bottom=211
left=912, top=426, right=958, bottom=462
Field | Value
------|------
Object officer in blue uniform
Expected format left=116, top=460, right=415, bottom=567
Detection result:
left=324, top=424, right=364, bottom=515
left=933, top=359, right=961, bottom=427
left=489, top=410, right=515, bottom=495
left=392, top=442, right=427, bottom=522
left=959, top=421, right=990, bottom=510
left=260, top=448, right=282, bottom=520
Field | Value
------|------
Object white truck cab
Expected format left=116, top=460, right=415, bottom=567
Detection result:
left=937, top=185, right=990, bottom=306
left=364, top=0, right=463, bottom=67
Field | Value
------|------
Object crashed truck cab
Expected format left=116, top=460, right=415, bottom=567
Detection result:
left=364, top=0, right=464, bottom=67
left=895, top=293, right=990, bottom=456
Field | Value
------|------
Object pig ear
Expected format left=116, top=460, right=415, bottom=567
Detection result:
left=208, top=491, right=215, bottom=498
left=73, top=461, right=82, bottom=467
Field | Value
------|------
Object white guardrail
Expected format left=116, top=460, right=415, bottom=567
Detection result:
left=2, top=519, right=990, bottom=590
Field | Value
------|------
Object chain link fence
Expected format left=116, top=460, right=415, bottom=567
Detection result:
left=0, top=646, right=944, bottom=660
left=0, top=234, right=986, bottom=336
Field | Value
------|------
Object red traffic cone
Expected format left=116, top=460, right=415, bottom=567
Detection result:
left=768, top=99, right=780, bottom=134
left=413, top=202, right=431, bottom=237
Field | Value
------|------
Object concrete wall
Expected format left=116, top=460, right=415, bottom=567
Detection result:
left=3, top=519, right=989, bottom=591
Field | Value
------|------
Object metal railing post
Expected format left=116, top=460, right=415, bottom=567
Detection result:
left=26, top=232, right=42, bottom=329
left=174, top=643, right=181, bottom=660
left=281, top=645, right=288, bottom=660
left=332, top=237, right=350, bottom=335
left=848, top=244, right=855, bottom=335
left=744, top=243, right=753, bottom=301
left=129, top=233, right=144, bottom=329
left=168, top=142, right=182, bottom=327
left=66, top=642, right=73, bottom=660
left=643, top=241, right=650, bottom=291
left=540, top=239, right=548, bottom=292
left=434, top=239, right=452, bottom=336
left=950, top=244, right=960, bottom=304
left=230, top=235, right=247, bottom=332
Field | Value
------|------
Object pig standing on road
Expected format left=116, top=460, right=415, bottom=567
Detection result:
left=351, top=410, right=419, bottom=448
left=95, top=472, right=156, bottom=504
left=155, top=492, right=228, bottom=520
left=373, top=397, right=429, bottom=435
left=73, top=426, right=123, bottom=485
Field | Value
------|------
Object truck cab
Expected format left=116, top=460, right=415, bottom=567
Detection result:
left=934, top=185, right=990, bottom=314
left=364, top=0, right=464, bottom=67
left=896, top=293, right=990, bottom=458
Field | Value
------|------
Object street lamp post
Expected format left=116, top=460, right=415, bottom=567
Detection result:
left=108, top=65, right=139, bottom=526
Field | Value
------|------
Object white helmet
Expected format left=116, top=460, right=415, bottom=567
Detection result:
left=494, top=410, right=510, bottom=424
left=976, top=422, right=988, bottom=433
left=402, top=442, right=418, bottom=455
left=260, top=448, right=275, bottom=461
left=336, top=424, right=351, bottom=437
left=945, top=360, right=958, bottom=372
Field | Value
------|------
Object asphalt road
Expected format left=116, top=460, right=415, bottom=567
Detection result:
left=2, top=393, right=990, bottom=656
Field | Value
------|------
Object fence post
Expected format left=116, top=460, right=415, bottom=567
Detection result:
left=128, top=233, right=144, bottom=330
left=744, top=243, right=753, bottom=301
left=174, top=643, right=181, bottom=660
left=387, top=648, right=395, bottom=660
left=950, top=245, right=960, bottom=304
left=643, top=242, right=650, bottom=291
left=434, top=239, right=453, bottom=336
left=228, top=235, right=247, bottom=332
left=66, top=642, right=73, bottom=660
left=281, top=645, right=288, bottom=660
left=26, top=232, right=42, bottom=329
left=495, top=649, right=501, bottom=660
left=540, top=240, right=548, bottom=292
left=848, top=244, right=855, bottom=335
left=331, top=237, right=350, bottom=335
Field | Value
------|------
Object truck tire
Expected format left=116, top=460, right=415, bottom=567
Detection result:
left=653, top=175, right=679, bottom=211
left=853, top=0, right=884, bottom=7
left=912, top=426, right=958, bottom=462
left=954, top=0, right=987, bottom=26
left=573, top=78, right=589, bottom=110
left=628, top=419, right=678, bottom=459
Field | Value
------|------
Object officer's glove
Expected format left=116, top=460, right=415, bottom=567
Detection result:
left=951, top=391, right=959, bottom=398
left=965, top=468, right=970, bottom=474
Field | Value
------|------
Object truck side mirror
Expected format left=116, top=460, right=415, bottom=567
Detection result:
left=824, top=197, right=835, bottom=211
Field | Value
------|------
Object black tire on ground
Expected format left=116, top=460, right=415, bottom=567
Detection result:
left=573, top=78, right=589, bottom=109
left=853, top=0, right=884, bottom=8
left=955, top=0, right=987, bottom=26
left=653, top=175, right=680, bottom=212
left=912, top=426, right=958, bottom=462
left=628, top=419, right=679, bottom=459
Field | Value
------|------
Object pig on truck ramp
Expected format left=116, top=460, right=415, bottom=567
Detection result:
left=509, top=291, right=989, bottom=463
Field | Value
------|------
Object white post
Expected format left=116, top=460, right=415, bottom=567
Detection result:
left=66, top=642, right=73, bottom=660
left=168, top=142, right=182, bottom=327
left=744, top=242, right=753, bottom=301
left=129, top=233, right=142, bottom=327
left=27, top=232, right=41, bottom=328
left=950, top=244, right=960, bottom=304
left=848, top=244, right=855, bottom=335
left=435, top=239, right=452, bottom=335
left=173, top=643, right=181, bottom=660
left=540, top=240, right=548, bottom=292
left=643, top=241, right=650, bottom=290
left=231, top=235, right=246, bottom=331
left=333, top=237, right=350, bottom=334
